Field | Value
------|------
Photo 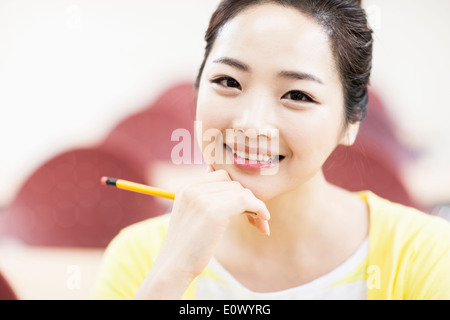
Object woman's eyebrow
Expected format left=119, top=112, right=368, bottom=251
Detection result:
left=278, top=70, right=324, bottom=85
left=212, top=57, right=250, bottom=72
left=212, top=57, right=323, bottom=85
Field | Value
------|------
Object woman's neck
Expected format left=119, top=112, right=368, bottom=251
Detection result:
left=213, top=170, right=369, bottom=291
left=223, top=170, right=368, bottom=257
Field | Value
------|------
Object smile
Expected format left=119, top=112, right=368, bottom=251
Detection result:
left=224, top=144, right=285, bottom=171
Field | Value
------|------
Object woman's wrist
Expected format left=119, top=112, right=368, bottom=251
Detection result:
left=133, top=259, right=196, bottom=300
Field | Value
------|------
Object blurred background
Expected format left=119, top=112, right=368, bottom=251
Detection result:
left=0, top=0, right=449, bottom=299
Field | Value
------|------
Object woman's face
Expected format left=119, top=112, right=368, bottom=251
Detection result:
left=196, top=3, right=357, bottom=201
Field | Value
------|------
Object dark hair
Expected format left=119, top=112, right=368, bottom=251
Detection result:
left=195, top=0, right=373, bottom=124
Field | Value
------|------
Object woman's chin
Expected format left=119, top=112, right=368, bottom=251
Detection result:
left=216, top=165, right=282, bottom=201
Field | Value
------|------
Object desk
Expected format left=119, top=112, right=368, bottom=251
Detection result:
left=0, top=242, right=104, bottom=300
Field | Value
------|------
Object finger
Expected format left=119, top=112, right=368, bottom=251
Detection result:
left=253, top=218, right=271, bottom=236
left=188, top=181, right=243, bottom=194
left=219, top=189, right=271, bottom=222
left=206, top=165, right=215, bottom=173
left=200, top=168, right=231, bottom=183
left=177, top=169, right=231, bottom=195
left=246, top=215, right=256, bottom=226
left=241, top=190, right=271, bottom=221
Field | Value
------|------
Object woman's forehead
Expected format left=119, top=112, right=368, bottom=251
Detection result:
left=208, top=3, right=337, bottom=82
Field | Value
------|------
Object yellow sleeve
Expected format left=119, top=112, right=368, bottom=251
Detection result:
left=92, top=214, right=170, bottom=300
left=366, top=191, right=450, bottom=300
left=406, top=217, right=450, bottom=300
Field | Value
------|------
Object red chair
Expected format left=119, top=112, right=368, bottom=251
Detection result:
left=0, top=148, right=167, bottom=247
left=0, top=271, right=17, bottom=300
left=99, top=82, right=199, bottom=173
left=323, top=90, right=420, bottom=209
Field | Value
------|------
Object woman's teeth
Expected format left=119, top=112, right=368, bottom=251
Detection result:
left=233, top=150, right=278, bottom=162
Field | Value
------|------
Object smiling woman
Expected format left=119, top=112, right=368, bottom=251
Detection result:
left=93, top=0, right=450, bottom=300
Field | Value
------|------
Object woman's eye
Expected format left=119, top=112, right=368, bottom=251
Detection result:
left=211, top=77, right=241, bottom=90
left=282, top=91, right=314, bottom=103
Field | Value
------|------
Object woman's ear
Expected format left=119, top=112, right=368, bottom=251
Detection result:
left=339, top=121, right=360, bottom=146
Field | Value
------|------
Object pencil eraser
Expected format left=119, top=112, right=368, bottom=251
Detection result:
left=100, top=176, right=108, bottom=185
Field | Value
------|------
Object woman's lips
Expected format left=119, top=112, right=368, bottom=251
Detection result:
left=224, top=144, right=285, bottom=171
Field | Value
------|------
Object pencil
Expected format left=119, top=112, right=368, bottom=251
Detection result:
left=100, top=176, right=175, bottom=200
left=100, top=176, right=258, bottom=216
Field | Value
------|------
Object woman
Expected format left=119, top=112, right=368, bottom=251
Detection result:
left=93, top=0, right=450, bottom=299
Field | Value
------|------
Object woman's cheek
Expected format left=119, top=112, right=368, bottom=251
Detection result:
left=196, top=116, right=229, bottom=163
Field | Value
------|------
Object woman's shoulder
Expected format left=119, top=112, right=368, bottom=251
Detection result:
left=360, top=191, right=450, bottom=299
left=361, top=190, right=450, bottom=261
left=93, top=214, right=172, bottom=299
left=119, top=213, right=171, bottom=237
left=102, top=213, right=171, bottom=261
left=112, top=213, right=171, bottom=248
left=359, top=190, right=450, bottom=238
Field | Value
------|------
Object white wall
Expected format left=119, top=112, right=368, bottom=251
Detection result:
left=0, top=0, right=220, bottom=206
left=363, top=0, right=450, bottom=205
left=1, top=0, right=449, bottom=207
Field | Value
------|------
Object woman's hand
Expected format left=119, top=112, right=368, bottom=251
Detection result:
left=133, top=165, right=270, bottom=299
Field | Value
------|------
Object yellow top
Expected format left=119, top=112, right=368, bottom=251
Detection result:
left=92, top=191, right=450, bottom=300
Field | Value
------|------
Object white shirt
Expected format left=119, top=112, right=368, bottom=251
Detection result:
left=194, top=237, right=369, bottom=300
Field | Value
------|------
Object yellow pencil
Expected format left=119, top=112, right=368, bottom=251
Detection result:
left=100, top=176, right=258, bottom=217
left=101, top=176, right=175, bottom=200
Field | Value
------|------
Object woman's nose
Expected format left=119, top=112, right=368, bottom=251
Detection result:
left=231, top=92, right=278, bottom=139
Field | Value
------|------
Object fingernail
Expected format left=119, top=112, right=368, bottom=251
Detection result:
left=264, top=221, right=270, bottom=236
